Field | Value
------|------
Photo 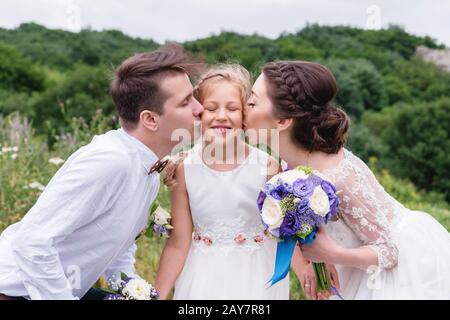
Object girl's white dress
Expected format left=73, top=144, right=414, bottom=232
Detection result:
left=322, top=149, right=450, bottom=299
left=173, top=145, right=289, bottom=300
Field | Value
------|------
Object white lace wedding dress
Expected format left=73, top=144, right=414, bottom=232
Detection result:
left=173, top=144, right=289, bottom=300
left=322, top=149, right=450, bottom=299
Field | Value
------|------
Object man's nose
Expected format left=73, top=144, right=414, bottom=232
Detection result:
left=192, top=98, right=204, bottom=117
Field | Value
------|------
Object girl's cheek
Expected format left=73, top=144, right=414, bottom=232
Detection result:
left=201, top=114, right=211, bottom=127
left=233, top=112, right=244, bottom=128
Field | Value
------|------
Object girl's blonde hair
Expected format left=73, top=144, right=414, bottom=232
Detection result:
left=193, top=63, right=252, bottom=106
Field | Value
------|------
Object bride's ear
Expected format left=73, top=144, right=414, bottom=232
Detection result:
left=276, top=118, right=293, bottom=133
left=140, top=110, right=159, bottom=132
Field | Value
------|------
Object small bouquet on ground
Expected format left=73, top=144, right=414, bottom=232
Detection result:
left=146, top=202, right=173, bottom=238
left=105, top=273, right=159, bottom=300
left=258, top=166, right=340, bottom=295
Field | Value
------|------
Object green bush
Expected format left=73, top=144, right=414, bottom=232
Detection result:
left=366, top=99, right=450, bottom=201
left=325, top=58, right=387, bottom=117
left=0, top=43, right=45, bottom=92
left=31, top=64, right=115, bottom=135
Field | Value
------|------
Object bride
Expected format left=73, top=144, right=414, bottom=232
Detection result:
left=244, top=60, right=450, bottom=299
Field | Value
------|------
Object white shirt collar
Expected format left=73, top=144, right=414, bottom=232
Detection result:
left=118, top=128, right=159, bottom=174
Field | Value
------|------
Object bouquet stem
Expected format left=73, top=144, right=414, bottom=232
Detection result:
left=312, top=262, right=331, bottom=293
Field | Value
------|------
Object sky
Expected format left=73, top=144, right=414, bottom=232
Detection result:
left=0, top=0, right=449, bottom=47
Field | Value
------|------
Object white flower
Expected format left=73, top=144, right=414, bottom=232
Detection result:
left=49, top=157, right=65, bottom=166
left=11, top=154, right=18, bottom=160
left=153, top=206, right=171, bottom=226
left=279, top=169, right=309, bottom=185
left=26, top=182, right=46, bottom=191
left=1, top=146, right=18, bottom=153
left=309, top=186, right=330, bottom=217
left=261, top=196, right=284, bottom=228
left=122, top=278, right=153, bottom=300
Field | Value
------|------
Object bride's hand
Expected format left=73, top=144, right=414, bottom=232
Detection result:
left=301, top=262, right=340, bottom=300
left=301, top=261, right=319, bottom=300
left=326, top=263, right=341, bottom=291
left=301, top=227, right=341, bottom=265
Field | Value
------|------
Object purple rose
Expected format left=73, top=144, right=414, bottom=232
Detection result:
left=321, top=180, right=337, bottom=197
left=279, top=211, right=302, bottom=238
left=321, top=180, right=340, bottom=218
left=308, top=175, right=323, bottom=187
left=270, top=183, right=290, bottom=200
left=328, top=196, right=340, bottom=217
left=292, top=178, right=314, bottom=199
left=296, top=198, right=310, bottom=214
left=257, top=191, right=267, bottom=211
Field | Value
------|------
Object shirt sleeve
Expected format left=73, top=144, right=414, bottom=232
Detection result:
left=103, top=243, right=142, bottom=286
left=11, top=148, right=130, bottom=300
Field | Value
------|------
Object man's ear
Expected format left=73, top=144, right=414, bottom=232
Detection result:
left=276, top=118, right=293, bottom=133
left=140, top=110, right=159, bottom=132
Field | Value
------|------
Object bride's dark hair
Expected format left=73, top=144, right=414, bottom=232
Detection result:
left=262, top=61, right=350, bottom=154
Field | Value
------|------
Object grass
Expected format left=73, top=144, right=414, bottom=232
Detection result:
left=1, top=112, right=449, bottom=300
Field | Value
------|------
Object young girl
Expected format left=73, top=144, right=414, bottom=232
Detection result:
left=154, top=64, right=291, bottom=299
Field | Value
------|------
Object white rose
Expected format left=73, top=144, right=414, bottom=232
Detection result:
left=122, top=279, right=152, bottom=300
left=309, top=186, right=330, bottom=217
left=153, top=206, right=171, bottom=225
left=261, top=196, right=284, bottom=228
left=280, top=169, right=309, bottom=185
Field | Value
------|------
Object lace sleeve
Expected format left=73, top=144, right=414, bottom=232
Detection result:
left=327, top=153, right=399, bottom=270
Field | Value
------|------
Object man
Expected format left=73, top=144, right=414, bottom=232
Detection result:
left=0, top=44, right=204, bottom=300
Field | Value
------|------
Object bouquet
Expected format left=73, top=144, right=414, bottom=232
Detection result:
left=146, top=203, right=173, bottom=238
left=258, top=166, right=340, bottom=294
left=105, top=273, right=159, bottom=300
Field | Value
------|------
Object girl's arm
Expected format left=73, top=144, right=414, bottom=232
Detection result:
left=154, top=163, right=193, bottom=299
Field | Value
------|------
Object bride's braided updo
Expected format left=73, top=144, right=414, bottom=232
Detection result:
left=263, top=61, right=350, bottom=154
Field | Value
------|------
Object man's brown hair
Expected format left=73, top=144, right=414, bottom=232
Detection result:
left=110, top=43, right=203, bottom=130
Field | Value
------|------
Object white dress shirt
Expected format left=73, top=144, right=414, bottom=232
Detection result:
left=0, top=128, right=160, bottom=300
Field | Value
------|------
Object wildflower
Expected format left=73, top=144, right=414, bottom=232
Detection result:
left=49, top=157, right=65, bottom=166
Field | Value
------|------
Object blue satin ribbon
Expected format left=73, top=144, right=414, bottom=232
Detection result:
left=331, top=286, right=345, bottom=300
left=268, top=230, right=317, bottom=287
left=299, top=230, right=317, bottom=245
